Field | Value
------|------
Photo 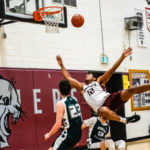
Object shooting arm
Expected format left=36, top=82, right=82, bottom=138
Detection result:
left=56, top=55, right=84, bottom=91
left=97, top=47, right=132, bottom=85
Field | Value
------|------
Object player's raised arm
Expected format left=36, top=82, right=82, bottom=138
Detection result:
left=97, top=47, right=132, bottom=85
left=81, top=117, right=97, bottom=130
left=56, top=55, right=84, bottom=92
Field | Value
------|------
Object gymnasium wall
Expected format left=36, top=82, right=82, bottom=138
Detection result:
left=0, top=0, right=150, bottom=71
left=0, top=0, right=150, bottom=141
left=0, top=69, right=90, bottom=149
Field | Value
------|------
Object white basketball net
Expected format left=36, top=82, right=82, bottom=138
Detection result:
left=39, top=7, right=62, bottom=33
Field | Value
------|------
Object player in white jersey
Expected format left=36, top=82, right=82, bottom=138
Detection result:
left=83, top=81, right=110, bottom=113
left=56, top=47, right=150, bottom=124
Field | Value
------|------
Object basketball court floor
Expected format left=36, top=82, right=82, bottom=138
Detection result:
left=126, top=139, right=150, bottom=150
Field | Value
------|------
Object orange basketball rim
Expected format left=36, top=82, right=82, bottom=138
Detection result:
left=34, top=6, right=64, bottom=22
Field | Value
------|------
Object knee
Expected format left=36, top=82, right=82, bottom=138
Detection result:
left=126, top=87, right=134, bottom=94
left=115, top=140, right=126, bottom=149
left=98, top=106, right=109, bottom=116
left=105, top=139, right=115, bottom=149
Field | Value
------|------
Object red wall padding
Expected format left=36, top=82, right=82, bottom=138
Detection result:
left=0, top=68, right=91, bottom=150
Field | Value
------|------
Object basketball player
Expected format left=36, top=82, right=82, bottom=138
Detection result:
left=56, top=47, right=149, bottom=124
left=82, top=115, right=125, bottom=150
left=44, top=79, right=82, bottom=150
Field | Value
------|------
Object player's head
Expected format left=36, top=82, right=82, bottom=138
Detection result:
left=85, top=73, right=97, bottom=84
left=59, top=79, right=71, bottom=96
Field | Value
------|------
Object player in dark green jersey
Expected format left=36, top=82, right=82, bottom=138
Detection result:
left=82, top=115, right=125, bottom=150
left=44, top=79, right=82, bottom=150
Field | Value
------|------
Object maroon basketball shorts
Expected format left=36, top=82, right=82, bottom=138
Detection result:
left=101, top=91, right=125, bottom=112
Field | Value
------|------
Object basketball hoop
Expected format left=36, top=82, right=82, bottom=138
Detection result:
left=34, top=6, right=63, bottom=33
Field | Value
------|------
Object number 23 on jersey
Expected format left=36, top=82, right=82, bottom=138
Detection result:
left=69, top=104, right=81, bottom=119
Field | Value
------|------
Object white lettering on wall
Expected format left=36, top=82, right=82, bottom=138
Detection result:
left=52, top=89, right=61, bottom=112
left=33, top=89, right=42, bottom=114
left=15, top=88, right=78, bottom=114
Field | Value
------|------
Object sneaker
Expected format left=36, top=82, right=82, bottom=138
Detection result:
left=126, top=113, right=141, bottom=124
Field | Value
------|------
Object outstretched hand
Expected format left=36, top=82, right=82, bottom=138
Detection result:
left=56, top=55, right=63, bottom=67
left=44, top=132, right=50, bottom=141
left=122, top=47, right=132, bottom=58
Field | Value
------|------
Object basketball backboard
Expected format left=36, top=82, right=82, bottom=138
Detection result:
left=0, top=0, right=67, bottom=27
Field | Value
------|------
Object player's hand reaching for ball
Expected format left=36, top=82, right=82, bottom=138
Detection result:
left=56, top=55, right=63, bottom=67
left=122, top=47, right=132, bottom=58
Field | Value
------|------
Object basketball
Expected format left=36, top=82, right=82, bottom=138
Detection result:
left=71, top=14, right=84, bottom=27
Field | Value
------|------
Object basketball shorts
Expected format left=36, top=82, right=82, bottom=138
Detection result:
left=101, top=91, right=125, bottom=112
left=87, top=142, right=109, bottom=150
left=52, top=128, right=82, bottom=150
left=87, top=142, right=100, bottom=149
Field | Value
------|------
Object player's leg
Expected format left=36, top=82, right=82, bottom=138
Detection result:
left=100, top=140, right=107, bottom=150
left=105, top=139, right=115, bottom=150
left=115, top=140, right=126, bottom=150
left=98, top=106, right=126, bottom=123
left=48, top=147, right=53, bottom=150
left=121, top=84, right=150, bottom=102
left=88, top=142, right=101, bottom=149
left=99, top=106, right=140, bottom=124
left=100, top=91, right=140, bottom=123
left=88, top=141, right=108, bottom=150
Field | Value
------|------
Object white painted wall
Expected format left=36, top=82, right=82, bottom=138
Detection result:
left=0, top=0, right=150, bottom=139
left=100, top=0, right=150, bottom=140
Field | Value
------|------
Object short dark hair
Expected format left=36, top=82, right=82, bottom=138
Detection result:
left=59, top=79, right=71, bottom=95
left=88, top=72, right=98, bottom=79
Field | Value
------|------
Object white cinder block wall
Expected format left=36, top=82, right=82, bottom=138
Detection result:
left=0, top=0, right=150, bottom=139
